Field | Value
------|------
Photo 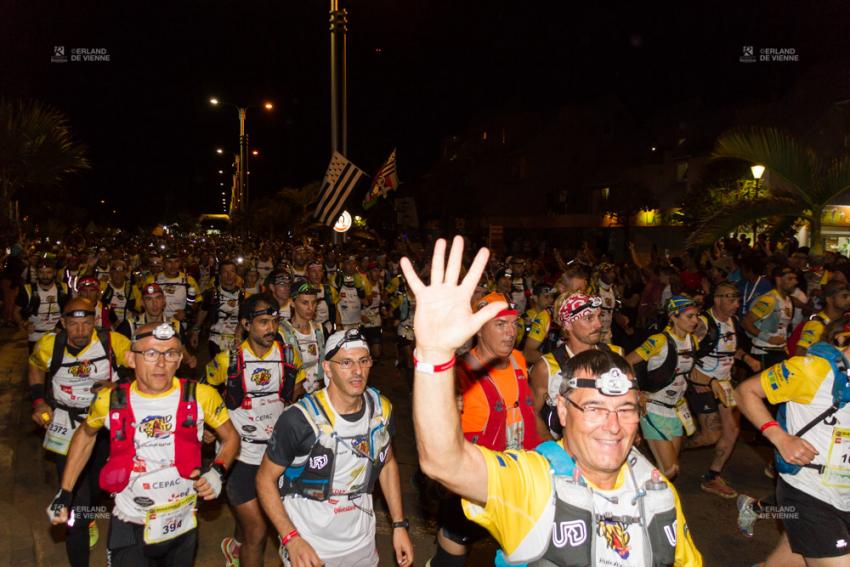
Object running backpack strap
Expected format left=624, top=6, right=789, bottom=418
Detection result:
left=551, top=345, right=569, bottom=373
left=48, top=331, right=69, bottom=381
left=694, top=311, right=719, bottom=360
left=535, top=440, right=577, bottom=478
left=224, top=345, right=245, bottom=410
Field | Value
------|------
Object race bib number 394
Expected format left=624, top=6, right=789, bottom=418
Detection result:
left=143, top=493, right=197, bottom=544
left=823, top=427, right=850, bottom=488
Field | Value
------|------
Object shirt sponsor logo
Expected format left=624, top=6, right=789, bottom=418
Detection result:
left=664, top=520, right=678, bottom=547
left=551, top=520, right=587, bottom=548
left=69, top=360, right=94, bottom=377
left=139, top=415, right=173, bottom=439
left=133, top=496, right=155, bottom=507
left=597, top=518, right=631, bottom=559
left=142, top=478, right=181, bottom=490
left=251, top=368, right=272, bottom=386
left=242, top=425, right=257, bottom=433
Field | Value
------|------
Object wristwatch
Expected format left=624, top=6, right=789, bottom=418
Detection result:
left=391, top=519, right=409, bottom=530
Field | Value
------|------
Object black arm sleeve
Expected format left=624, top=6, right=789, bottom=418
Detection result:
left=265, top=407, right=317, bottom=468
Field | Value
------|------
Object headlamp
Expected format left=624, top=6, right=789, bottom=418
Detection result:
left=566, top=367, right=636, bottom=396
left=135, top=323, right=177, bottom=341
left=64, top=310, right=95, bottom=318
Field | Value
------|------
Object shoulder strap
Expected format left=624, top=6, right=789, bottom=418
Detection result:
left=48, top=331, right=68, bottom=379
left=109, top=382, right=128, bottom=410
left=535, top=440, right=577, bottom=477
left=551, top=345, right=569, bottom=372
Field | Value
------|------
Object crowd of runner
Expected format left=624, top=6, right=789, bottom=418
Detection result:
left=0, top=227, right=848, bottom=566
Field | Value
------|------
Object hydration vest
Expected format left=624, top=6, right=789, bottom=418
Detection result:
left=461, top=352, right=542, bottom=451
left=99, top=379, right=201, bottom=494
left=281, top=387, right=392, bottom=501
left=279, top=321, right=325, bottom=385
left=101, top=281, right=133, bottom=321
left=511, top=441, right=678, bottom=567
left=45, top=329, right=118, bottom=410
left=635, top=332, right=695, bottom=393
left=22, top=282, right=70, bottom=320
left=776, top=342, right=850, bottom=475
left=206, top=286, right=246, bottom=330
left=694, top=310, right=747, bottom=367
left=224, top=337, right=298, bottom=410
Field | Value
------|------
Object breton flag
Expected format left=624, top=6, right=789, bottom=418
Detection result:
left=314, top=152, right=366, bottom=226
left=362, top=149, right=400, bottom=210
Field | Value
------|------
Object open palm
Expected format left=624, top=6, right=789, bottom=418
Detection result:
left=400, top=237, right=506, bottom=356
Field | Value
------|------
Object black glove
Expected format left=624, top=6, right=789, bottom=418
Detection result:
left=46, top=489, right=73, bottom=521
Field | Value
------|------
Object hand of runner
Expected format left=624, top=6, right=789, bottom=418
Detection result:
left=284, top=536, right=324, bottom=567
left=393, top=526, right=414, bottom=566
left=399, top=236, right=505, bottom=361
left=774, top=431, right=818, bottom=465
left=31, top=401, right=52, bottom=429
left=191, top=467, right=222, bottom=500
left=744, top=355, right=761, bottom=373
left=46, top=489, right=71, bottom=525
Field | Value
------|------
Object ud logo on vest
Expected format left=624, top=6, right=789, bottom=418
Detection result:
left=552, top=520, right=588, bottom=548
left=309, top=455, right=328, bottom=470
left=251, top=367, right=272, bottom=386
left=139, top=415, right=174, bottom=439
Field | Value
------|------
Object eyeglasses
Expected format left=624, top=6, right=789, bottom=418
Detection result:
left=564, top=397, right=641, bottom=425
left=132, top=349, right=183, bottom=363
left=329, top=356, right=373, bottom=370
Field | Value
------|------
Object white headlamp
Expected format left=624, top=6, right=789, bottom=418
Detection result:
left=566, top=367, right=635, bottom=396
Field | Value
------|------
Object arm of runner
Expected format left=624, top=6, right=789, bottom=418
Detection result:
left=735, top=362, right=819, bottom=466
left=529, top=359, right=553, bottom=441
left=29, top=336, right=53, bottom=428
left=377, top=447, right=414, bottom=566
left=401, top=236, right=507, bottom=506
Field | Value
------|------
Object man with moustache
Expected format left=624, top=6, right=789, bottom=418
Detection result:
left=530, top=292, right=625, bottom=440
left=48, top=321, right=239, bottom=567
left=429, top=291, right=544, bottom=566
left=205, top=293, right=305, bottom=567
left=404, top=237, right=702, bottom=567
left=256, top=329, right=413, bottom=567
left=33, top=297, right=132, bottom=566
left=16, top=257, right=70, bottom=351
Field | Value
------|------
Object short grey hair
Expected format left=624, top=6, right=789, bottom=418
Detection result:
left=558, top=349, right=635, bottom=397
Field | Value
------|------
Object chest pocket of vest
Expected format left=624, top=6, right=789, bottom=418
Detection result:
left=542, top=482, right=594, bottom=566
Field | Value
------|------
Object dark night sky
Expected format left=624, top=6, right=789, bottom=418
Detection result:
left=3, top=1, right=850, bottom=225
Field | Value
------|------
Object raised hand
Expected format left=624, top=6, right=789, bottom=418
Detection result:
left=400, top=236, right=506, bottom=360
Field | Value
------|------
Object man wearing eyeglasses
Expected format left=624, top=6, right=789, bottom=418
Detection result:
left=31, top=297, right=133, bottom=567
left=257, top=328, right=413, bottom=567
left=48, top=321, right=238, bottom=567
left=205, top=292, right=305, bottom=567
left=404, top=237, right=702, bottom=567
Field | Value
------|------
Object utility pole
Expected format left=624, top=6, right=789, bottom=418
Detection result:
left=329, top=0, right=348, bottom=156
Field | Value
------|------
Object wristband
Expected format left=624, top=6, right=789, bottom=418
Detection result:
left=32, top=397, right=46, bottom=409
left=280, top=529, right=299, bottom=546
left=31, top=383, right=46, bottom=404
left=760, top=420, right=780, bottom=434
left=413, top=350, right=456, bottom=374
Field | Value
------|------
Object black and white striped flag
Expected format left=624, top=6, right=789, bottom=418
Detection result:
left=314, top=152, right=366, bottom=226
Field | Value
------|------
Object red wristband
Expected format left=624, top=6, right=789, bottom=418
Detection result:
left=760, top=420, right=780, bottom=434
left=280, top=529, right=299, bottom=546
left=413, top=350, right=456, bottom=374
left=32, top=398, right=45, bottom=409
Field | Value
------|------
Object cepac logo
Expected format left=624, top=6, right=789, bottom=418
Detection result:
left=251, top=367, right=272, bottom=386
left=139, top=415, right=173, bottom=439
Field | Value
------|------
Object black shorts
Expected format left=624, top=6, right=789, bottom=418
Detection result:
left=777, top=478, right=850, bottom=558
left=363, top=326, right=382, bottom=345
left=107, top=516, right=198, bottom=567
left=438, top=495, right=488, bottom=545
left=685, top=384, right=718, bottom=415
left=226, top=460, right=260, bottom=506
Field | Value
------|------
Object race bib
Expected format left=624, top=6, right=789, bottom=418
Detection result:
left=675, top=398, right=696, bottom=436
left=823, top=427, right=850, bottom=488
left=143, top=492, right=197, bottom=544
left=43, top=408, right=77, bottom=456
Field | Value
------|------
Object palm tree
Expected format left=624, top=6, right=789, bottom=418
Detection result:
left=686, top=127, right=850, bottom=254
left=0, top=98, right=89, bottom=220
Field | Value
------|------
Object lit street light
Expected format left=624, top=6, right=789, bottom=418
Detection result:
left=216, top=148, right=224, bottom=155
left=751, top=164, right=766, bottom=240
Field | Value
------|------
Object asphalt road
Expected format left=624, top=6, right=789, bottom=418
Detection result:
left=0, top=326, right=782, bottom=566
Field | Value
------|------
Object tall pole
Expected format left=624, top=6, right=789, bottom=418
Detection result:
left=329, top=0, right=348, bottom=156
left=238, top=108, right=247, bottom=211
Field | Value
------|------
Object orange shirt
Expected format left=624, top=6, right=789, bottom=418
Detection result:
left=459, top=348, right=528, bottom=434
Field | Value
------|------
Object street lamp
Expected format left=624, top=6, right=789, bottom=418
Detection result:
left=216, top=148, right=224, bottom=155
left=208, top=96, right=273, bottom=212
left=751, top=164, right=766, bottom=242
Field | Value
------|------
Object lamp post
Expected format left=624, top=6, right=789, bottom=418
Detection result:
left=329, top=0, right=348, bottom=156
left=209, top=98, right=272, bottom=212
left=751, top=164, right=765, bottom=243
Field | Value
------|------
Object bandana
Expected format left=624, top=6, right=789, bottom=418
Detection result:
left=292, top=281, right=318, bottom=298
left=142, top=283, right=163, bottom=297
left=558, top=293, right=602, bottom=325
left=76, top=276, right=99, bottom=289
left=666, top=295, right=697, bottom=317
